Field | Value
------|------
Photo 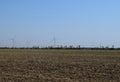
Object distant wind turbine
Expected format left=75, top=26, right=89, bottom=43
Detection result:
left=10, top=36, right=16, bottom=48
left=26, top=41, right=30, bottom=48
left=51, top=34, right=57, bottom=48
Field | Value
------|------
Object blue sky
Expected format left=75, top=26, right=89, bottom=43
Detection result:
left=0, top=0, right=120, bottom=47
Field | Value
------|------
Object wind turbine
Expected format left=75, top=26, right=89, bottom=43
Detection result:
left=10, top=36, right=16, bottom=48
left=51, top=34, right=57, bottom=48
left=11, top=38, right=15, bottom=48
left=26, top=41, right=30, bottom=48
left=53, top=35, right=56, bottom=48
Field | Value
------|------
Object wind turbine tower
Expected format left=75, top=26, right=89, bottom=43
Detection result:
left=11, top=38, right=15, bottom=48
left=53, top=35, right=56, bottom=48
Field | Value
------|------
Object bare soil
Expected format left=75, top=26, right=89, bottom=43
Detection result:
left=0, top=49, right=120, bottom=82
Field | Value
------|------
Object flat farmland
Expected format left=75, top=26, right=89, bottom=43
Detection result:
left=0, top=49, right=120, bottom=82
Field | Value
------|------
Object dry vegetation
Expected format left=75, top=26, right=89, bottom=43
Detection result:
left=0, top=49, right=120, bottom=82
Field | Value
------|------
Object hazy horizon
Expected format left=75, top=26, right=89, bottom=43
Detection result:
left=0, top=0, right=120, bottom=47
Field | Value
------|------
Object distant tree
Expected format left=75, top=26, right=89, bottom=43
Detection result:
left=69, top=45, right=73, bottom=49
left=64, top=45, right=68, bottom=49
left=112, top=45, right=114, bottom=49
left=77, top=45, right=81, bottom=49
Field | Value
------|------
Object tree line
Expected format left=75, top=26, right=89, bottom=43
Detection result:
left=0, top=45, right=119, bottom=50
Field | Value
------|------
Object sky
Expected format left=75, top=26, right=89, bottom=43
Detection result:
left=0, top=0, right=120, bottom=47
